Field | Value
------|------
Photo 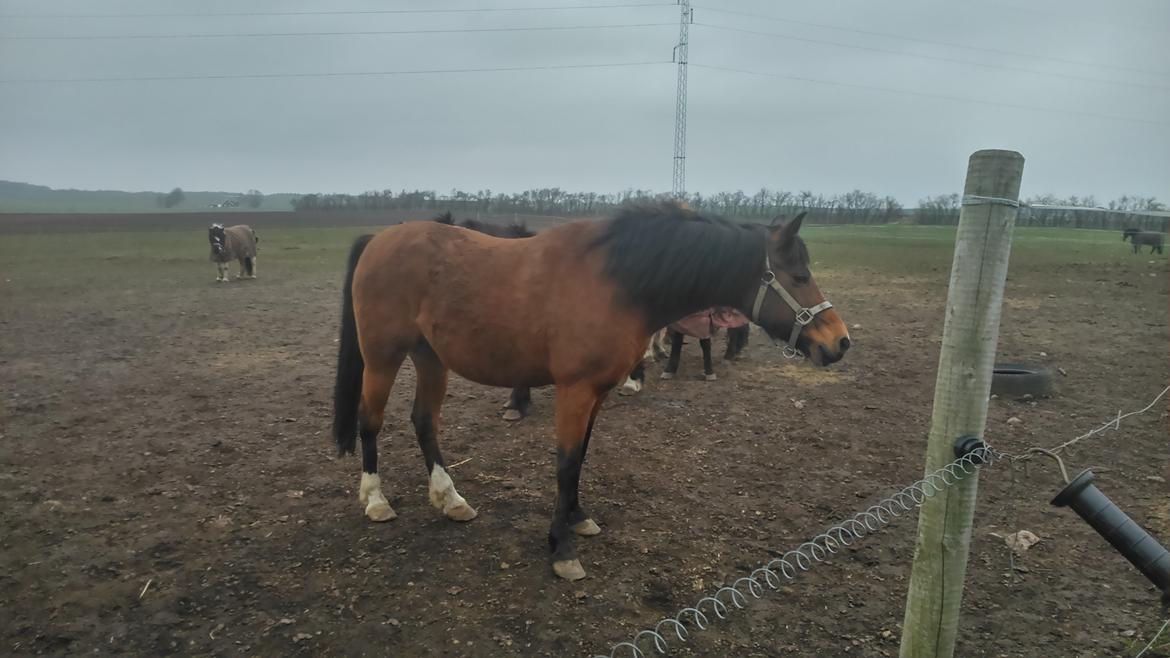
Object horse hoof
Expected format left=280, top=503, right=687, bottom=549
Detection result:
left=552, top=559, right=587, bottom=581
left=365, top=502, right=397, bottom=522
left=502, top=409, right=523, bottom=422
left=572, top=519, right=602, bottom=536
left=660, top=371, right=675, bottom=380
left=619, top=380, right=642, bottom=396
left=444, top=502, right=478, bottom=522
left=705, top=373, right=718, bottom=381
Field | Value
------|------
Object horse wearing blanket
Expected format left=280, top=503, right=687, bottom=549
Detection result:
left=331, top=202, right=851, bottom=580
left=659, top=308, right=751, bottom=381
left=208, top=223, right=259, bottom=281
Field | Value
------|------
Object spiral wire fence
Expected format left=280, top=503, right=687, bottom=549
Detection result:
left=593, top=384, right=1170, bottom=658
left=593, top=441, right=1003, bottom=658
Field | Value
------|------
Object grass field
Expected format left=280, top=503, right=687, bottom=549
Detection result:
left=2, top=219, right=1167, bottom=657
left=2, top=223, right=1161, bottom=292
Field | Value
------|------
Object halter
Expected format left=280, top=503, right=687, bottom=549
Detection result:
left=749, top=253, right=834, bottom=359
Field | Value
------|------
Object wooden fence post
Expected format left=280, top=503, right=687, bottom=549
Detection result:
left=899, top=149, right=1025, bottom=658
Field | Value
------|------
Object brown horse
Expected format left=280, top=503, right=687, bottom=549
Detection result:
left=208, top=223, right=258, bottom=281
left=331, top=203, right=850, bottom=580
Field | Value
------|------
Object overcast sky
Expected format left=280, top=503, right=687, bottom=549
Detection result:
left=1, top=0, right=1167, bottom=204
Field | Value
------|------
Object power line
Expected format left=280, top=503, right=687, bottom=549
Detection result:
left=694, top=5, right=1170, bottom=80
left=690, top=62, right=1170, bottom=127
left=0, top=2, right=673, bottom=19
left=697, top=22, right=1170, bottom=94
left=0, top=22, right=675, bottom=41
left=0, top=60, right=670, bottom=84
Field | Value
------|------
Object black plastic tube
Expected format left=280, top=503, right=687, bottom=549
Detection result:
left=1051, top=469, right=1170, bottom=594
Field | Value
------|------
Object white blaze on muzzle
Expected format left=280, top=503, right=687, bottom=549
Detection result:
left=749, top=253, right=833, bottom=359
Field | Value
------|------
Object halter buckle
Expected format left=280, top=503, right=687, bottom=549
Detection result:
left=761, top=270, right=775, bottom=284
left=782, top=345, right=801, bottom=359
left=794, top=308, right=815, bottom=326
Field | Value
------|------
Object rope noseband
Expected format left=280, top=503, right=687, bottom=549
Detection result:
left=749, top=254, right=833, bottom=359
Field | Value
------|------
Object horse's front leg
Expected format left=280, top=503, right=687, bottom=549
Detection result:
left=216, top=261, right=229, bottom=282
left=549, top=385, right=604, bottom=580
left=660, top=331, right=684, bottom=379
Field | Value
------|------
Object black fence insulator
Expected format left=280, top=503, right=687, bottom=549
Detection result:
left=953, top=435, right=988, bottom=464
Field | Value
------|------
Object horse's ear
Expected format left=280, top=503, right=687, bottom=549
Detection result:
left=771, top=212, right=806, bottom=242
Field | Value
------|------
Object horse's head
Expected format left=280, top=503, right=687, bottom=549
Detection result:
left=208, top=224, right=227, bottom=257
left=1123, top=227, right=1139, bottom=241
left=750, top=213, right=851, bottom=366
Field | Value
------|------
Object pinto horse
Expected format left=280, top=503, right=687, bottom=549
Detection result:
left=331, top=203, right=850, bottom=580
left=208, top=223, right=258, bottom=281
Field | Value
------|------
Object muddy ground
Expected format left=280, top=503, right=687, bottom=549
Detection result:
left=1, top=220, right=1168, bottom=657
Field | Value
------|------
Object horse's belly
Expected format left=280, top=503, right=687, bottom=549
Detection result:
left=424, top=328, right=551, bottom=388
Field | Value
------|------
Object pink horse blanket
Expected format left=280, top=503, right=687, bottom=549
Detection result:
left=669, top=307, right=750, bottom=340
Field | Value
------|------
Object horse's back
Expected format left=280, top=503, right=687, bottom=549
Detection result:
left=353, top=219, right=643, bottom=388
left=224, top=224, right=257, bottom=256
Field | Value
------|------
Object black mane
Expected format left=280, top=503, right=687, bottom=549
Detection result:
left=433, top=211, right=533, bottom=238
left=590, top=202, right=789, bottom=330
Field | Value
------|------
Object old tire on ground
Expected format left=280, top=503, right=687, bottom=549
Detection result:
left=991, top=363, right=1054, bottom=398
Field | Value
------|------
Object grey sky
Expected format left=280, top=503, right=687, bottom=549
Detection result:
left=1, top=0, right=1167, bottom=205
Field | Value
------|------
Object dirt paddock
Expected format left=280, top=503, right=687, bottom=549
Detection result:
left=1, top=218, right=1168, bottom=657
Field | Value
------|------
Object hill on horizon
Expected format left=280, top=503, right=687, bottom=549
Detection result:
left=0, top=180, right=299, bottom=214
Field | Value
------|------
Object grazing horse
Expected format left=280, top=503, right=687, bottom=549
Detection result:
left=1123, top=228, right=1164, bottom=254
left=660, top=308, right=751, bottom=381
left=208, top=223, right=259, bottom=281
left=331, top=202, right=850, bottom=580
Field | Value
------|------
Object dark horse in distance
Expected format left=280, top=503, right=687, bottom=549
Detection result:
left=1123, top=227, right=1164, bottom=254
left=332, top=203, right=851, bottom=580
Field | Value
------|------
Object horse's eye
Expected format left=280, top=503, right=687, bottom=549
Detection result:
left=793, top=274, right=810, bottom=285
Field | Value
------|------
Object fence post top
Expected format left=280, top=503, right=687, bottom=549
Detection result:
left=970, top=149, right=1025, bottom=162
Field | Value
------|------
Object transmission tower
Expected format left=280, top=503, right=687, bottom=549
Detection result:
left=672, top=0, right=692, bottom=199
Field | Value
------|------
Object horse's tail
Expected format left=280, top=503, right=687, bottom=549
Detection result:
left=243, top=256, right=254, bottom=276
left=333, top=234, right=374, bottom=456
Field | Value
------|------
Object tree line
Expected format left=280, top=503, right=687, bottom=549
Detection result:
left=290, top=187, right=904, bottom=224
left=916, top=193, right=1167, bottom=230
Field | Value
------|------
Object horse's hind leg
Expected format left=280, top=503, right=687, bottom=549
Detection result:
left=411, top=341, right=476, bottom=521
left=358, top=358, right=405, bottom=522
left=620, top=358, right=646, bottom=395
left=700, top=338, right=716, bottom=381
left=502, top=387, right=531, bottom=422
left=660, top=331, right=684, bottom=379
